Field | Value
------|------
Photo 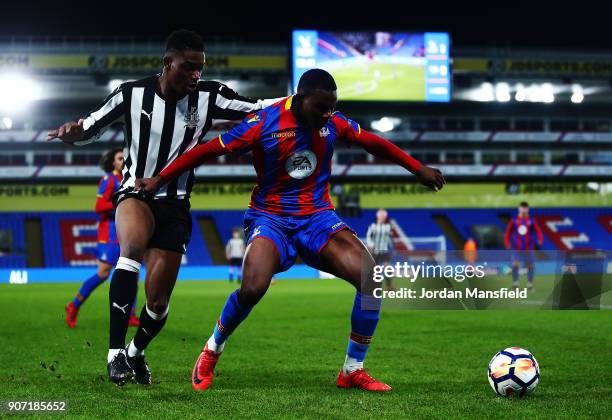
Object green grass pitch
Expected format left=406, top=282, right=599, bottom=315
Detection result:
left=2, top=279, right=612, bottom=418
left=329, top=62, right=425, bottom=101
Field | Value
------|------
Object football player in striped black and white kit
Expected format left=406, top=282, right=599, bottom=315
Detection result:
left=225, top=227, right=245, bottom=283
left=48, top=30, right=282, bottom=385
left=366, top=209, right=395, bottom=290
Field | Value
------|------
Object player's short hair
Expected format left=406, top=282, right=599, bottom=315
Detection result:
left=99, top=148, right=123, bottom=173
left=165, top=29, right=204, bottom=53
left=520, top=201, right=529, bottom=207
left=297, top=69, right=337, bottom=95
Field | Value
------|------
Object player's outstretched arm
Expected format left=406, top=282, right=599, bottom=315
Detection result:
left=256, top=96, right=287, bottom=109
left=47, top=119, right=85, bottom=144
left=212, top=83, right=284, bottom=120
left=413, top=166, right=445, bottom=192
left=48, top=85, right=125, bottom=146
left=349, top=127, right=446, bottom=191
left=134, top=137, right=228, bottom=194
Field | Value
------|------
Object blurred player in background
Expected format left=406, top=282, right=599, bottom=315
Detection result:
left=136, top=68, right=445, bottom=392
left=48, top=29, right=282, bottom=386
left=366, top=208, right=394, bottom=291
left=504, top=202, right=543, bottom=291
left=65, top=149, right=139, bottom=328
left=226, top=227, right=245, bottom=283
left=463, top=237, right=477, bottom=264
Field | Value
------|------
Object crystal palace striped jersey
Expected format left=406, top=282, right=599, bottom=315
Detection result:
left=504, top=215, right=544, bottom=250
left=218, top=96, right=365, bottom=215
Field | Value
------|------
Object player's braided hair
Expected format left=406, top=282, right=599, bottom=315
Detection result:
left=297, top=68, right=337, bottom=94
left=165, top=29, right=204, bottom=53
left=99, top=148, right=123, bottom=173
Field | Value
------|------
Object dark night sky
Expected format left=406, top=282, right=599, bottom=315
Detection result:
left=1, top=0, right=608, bottom=51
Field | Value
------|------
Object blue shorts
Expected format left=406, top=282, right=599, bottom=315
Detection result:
left=512, top=250, right=535, bottom=266
left=97, top=242, right=120, bottom=265
left=243, top=209, right=353, bottom=273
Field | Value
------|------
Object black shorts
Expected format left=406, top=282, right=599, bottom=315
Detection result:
left=114, top=189, right=192, bottom=254
left=373, top=251, right=391, bottom=265
left=229, top=257, right=242, bottom=267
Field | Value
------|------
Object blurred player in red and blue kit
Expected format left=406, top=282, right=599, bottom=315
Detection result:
left=136, top=69, right=445, bottom=392
left=504, top=201, right=543, bottom=291
left=65, top=149, right=139, bottom=328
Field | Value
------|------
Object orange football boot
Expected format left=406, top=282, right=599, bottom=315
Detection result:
left=192, top=344, right=221, bottom=390
left=337, top=369, right=392, bottom=392
left=65, top=302, right=79, bottom=328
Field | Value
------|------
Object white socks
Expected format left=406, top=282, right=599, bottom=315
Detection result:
left=116, top=257, right=141, bottom=273
left=107, top=348, right=123, bottom=363
left=108, top=340, right=144, bottom=363
left=207, top=335, right=225, bottom=354
left=146, top=304, right=169, bottom=320
left=127, top=339, right=144, bottom=358
left=343, top=356, right=363, bottom=374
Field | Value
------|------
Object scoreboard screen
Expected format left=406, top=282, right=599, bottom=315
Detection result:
left=292, top=30, right=451, bottom=102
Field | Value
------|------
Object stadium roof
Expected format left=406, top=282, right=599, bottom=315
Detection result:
left=1, top=1, right=608, bottom=51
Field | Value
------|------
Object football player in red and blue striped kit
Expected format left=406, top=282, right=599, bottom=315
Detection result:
left=65, top=149, right=139, bottom=328
left=136, top=69, right=445, bottom=392
left=504, top=201, right=544, bottom=291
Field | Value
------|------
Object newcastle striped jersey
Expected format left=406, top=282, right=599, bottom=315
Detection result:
left=76, top=75, right=276, bottom=199
left=366, top=222, right=392, bottom=253
left=226, top=237, right=245, bottom=259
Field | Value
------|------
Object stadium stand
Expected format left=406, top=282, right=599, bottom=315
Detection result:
left=0, top=38, right=610, bottom=181
left=0, top=214, right=26, bottom=267
left=0, top=212, right=212, bottom=268
left=0, top=208, right=608, bottom=269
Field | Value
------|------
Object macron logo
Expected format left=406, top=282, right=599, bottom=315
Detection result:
left=272, top=131, right=296, bottom=139
left=252, top=226, right=262, bottom=237
left=331, top=222, right=344, bottom=230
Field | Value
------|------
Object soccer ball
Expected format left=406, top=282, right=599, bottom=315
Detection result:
left=488, top=347, right=540, bottom=397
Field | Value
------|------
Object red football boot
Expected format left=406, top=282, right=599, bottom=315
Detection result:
left=337, top=369, right=392, bottom=392
left=192, top=344, right=221, bottom=391
left=128, top=315, right=140, bottom=327
left=65, top=302, right=79, bottom=328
